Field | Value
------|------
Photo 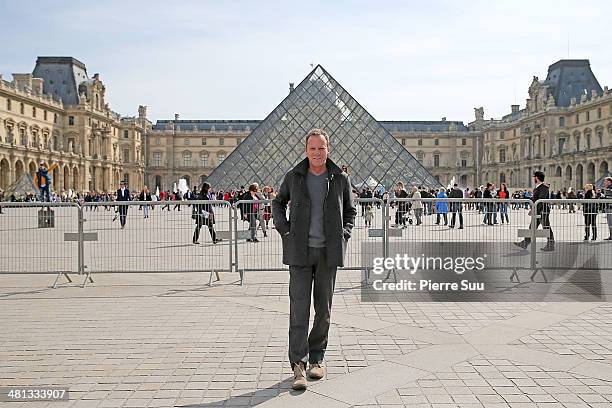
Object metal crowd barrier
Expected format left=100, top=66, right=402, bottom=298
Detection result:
left=0, top=201, right=80, bottom=287
left=233, top=199, right=282, bottom=283
left=529, top=198, right=612, bottom=282
left=2, top=198, right=611, bottom=289
left=347, top=198, right=386, bottom=282
left=387, top=198, right=534, bottom=283
left=81, top=200, right=234, bottom=286
left=233, top=198, right=387, bottom=284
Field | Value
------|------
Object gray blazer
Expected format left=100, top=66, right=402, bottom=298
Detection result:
left=272, top=158, right=357, bottom=267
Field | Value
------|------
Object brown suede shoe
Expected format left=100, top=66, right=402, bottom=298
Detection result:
left=292, top=362, right=307, bottom=390
left=307, top=363, right=325, bottom=380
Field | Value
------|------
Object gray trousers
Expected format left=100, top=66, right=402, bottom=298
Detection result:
left=289, top=247, right=337, bottom=367
left=413, top=208, right=422, bottom=225
left=607, top=210, right=612, bottom=237
left=248, top=214, right=258, bottom=240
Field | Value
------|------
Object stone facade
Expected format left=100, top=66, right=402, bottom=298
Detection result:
left=384, top=120, right=482, bottom=188
left=480, top=61, right=612, bottom=191
left=145, top=118, right=254, bottom=193
left=0, top=57, right=148, bottom=194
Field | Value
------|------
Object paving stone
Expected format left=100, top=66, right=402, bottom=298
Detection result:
left=1, top=269, right=612, bottom=407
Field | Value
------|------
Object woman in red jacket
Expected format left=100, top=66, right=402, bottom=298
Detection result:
left=498, top=183, right=510, bottom=224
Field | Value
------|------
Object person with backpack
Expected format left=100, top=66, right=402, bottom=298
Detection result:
left=35, top=162, right=59, bottom=202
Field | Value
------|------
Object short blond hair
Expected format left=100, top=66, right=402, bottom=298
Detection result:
left=305, top=128, right=330, bottom=148
left=584, top=183, right=594, bottom=191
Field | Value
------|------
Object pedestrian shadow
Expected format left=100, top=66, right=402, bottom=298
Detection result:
left=0, top=286, right=57, bottom=298
left=150, top=244, right=207, bottom=250
left=156, top=280, right=242, bottom=296
left=177, top=377, right=303, bottom=407
left=0, top=226, right=42, bottom=231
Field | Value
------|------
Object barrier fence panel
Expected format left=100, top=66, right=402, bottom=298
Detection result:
left=531, top=199, right=612, bottom=279
left=233, top=198, right=386, bottom=283
left=0, top=201, right=79, bottom=286
left=5, top=196, right=610, bottom=295
left=82, top=200, right=233, bottom=284
left=234, top=199, right=284, bottom=283
left=380, top=198, right=534, bottom=287
left=349, top=198, right=385, bottom=279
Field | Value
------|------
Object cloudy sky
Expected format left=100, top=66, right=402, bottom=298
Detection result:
left=1, top=0, right=611, bottom=123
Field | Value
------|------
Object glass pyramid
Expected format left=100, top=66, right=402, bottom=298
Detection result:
left=206, top=65, right=441, bottom=191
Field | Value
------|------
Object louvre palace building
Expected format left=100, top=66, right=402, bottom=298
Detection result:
left=1, top=57, right=610, bottom=194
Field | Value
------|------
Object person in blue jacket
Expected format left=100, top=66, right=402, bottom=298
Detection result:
left=36, top=162, right=59, bottom=202
left=435, top=187, right=449, bottom=226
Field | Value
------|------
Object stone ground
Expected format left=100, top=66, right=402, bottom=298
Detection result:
left=1, top=270, right=612, bottom=408
left=1, top=203, right=612, bottom=407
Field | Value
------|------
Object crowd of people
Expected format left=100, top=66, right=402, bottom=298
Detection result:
left=1, top=163, right=611, bottom=245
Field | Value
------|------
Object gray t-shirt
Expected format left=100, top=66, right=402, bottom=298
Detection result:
left=306, top=171, right=328, bottom=247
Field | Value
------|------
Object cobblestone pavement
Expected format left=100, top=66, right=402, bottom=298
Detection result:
left=1, top=270, right=612, bottom=408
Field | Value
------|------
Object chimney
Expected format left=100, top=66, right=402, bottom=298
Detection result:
left=12, top=73, right=32, bottom=91
left=289, top=83, right=294, bottom=93
left=511, top=105, right=519, bottom=114
left=31, top=78, right=44, bottom=94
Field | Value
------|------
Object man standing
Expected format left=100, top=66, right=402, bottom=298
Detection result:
left=448, top=183, right=464, bottom=229
left=184, top=187, right=196, bottom=206
left=420, top=187, right=432, bottom=215
left=116, top=180, right=131, bottom=229
left=272, top=128, right=356, bottom=391
left=603, top=177, right=612, bottom=241
left=393, top=182, right=409, bottom=228
left=483, top=183, right=493, bottom=225
left=515, top=171, right=555, bottom=251
left=36, top=162, right=59, bottom=202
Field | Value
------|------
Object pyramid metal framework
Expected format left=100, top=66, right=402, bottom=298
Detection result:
left=206, top=65, right=441, bottom=191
